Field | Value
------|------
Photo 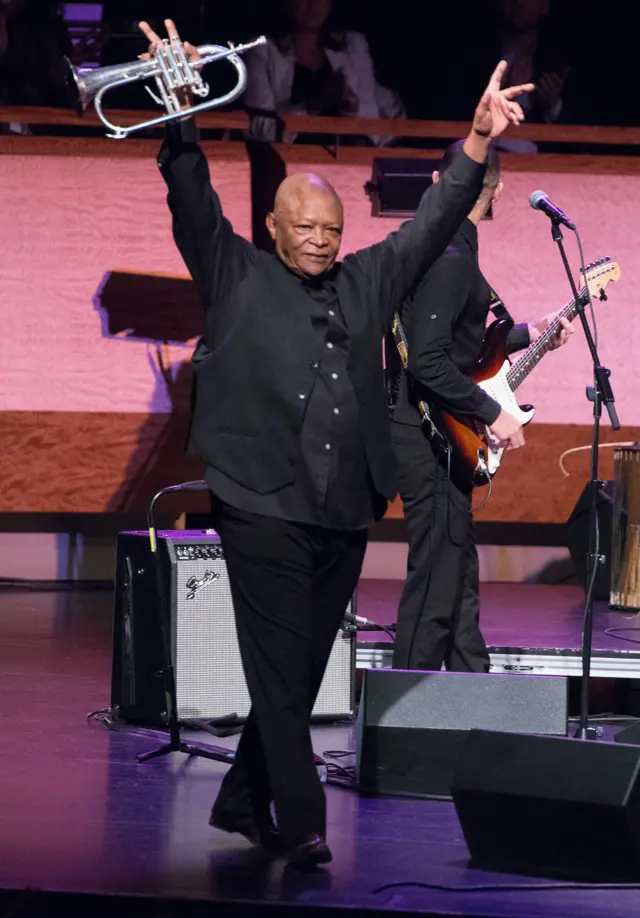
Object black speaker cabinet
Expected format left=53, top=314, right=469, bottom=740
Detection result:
left=355, top=669, right=568, bottom=799
left=452, top=730, right=640, bottom=880
left=615, top=722, right=640, bottom=745
left=367, top=158, right=493, bottom=220
left=112, top=530, right=356, bottom=727
left=566, top=480, right=613, bottom=600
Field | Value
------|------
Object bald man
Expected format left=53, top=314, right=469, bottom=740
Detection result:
left=146, top=19, right=532, bottom=868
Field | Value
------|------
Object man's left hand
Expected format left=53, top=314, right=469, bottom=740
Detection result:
left=528, top=313, right=573, bottom=350
left=472, top=60, right=534, bottom=140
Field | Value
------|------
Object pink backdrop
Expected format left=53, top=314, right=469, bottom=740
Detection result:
left=1, top=150, right=637, bottom=427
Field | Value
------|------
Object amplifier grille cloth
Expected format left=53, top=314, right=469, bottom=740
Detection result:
left=173, top=555, right=353, bottom=720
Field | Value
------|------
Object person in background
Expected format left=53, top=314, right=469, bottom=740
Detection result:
left=0, top=0, right=72, bottom=133
left=244, top=0, right=405, bottom=146
left=494, top=0, right=572, bottom=151
left=389, top=141, right=573, bottom=674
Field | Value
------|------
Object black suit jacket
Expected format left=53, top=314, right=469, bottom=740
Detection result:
left=158, top=120, right=485, bottom=499
left=392, top=219, right=530, bottom=428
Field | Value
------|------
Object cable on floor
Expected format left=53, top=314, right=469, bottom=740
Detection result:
left=373, top=878, right=640, bottom=894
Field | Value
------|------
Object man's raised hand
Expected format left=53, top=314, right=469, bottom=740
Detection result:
left=139, top=18, right=200, bottom=62
left=472, top=60, right=534, bottom=140
left=138, top=19, right=201, bottom=109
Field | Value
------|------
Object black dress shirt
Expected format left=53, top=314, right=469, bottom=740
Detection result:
left=159, top=119, right=486, bottom=529
left=207, top=278, right=387, bottom=529
left=392, top=218, right=530, bottom=428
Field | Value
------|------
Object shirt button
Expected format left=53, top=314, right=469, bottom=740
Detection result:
left=298, top=393, right=305, bottom=399
left=310, top=361, right=319, bottom=369
left=326, top=342, right=334, bottom=349
left=333, top=408, right=340, bottom=415
left=324, top=443, right=331, bottom=450
left=331, top=372, right=338, bottom=380
left=328, top=309, right=335, bottom=316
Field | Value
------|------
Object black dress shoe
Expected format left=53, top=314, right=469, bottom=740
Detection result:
left=285, top=834, right=332, bottom=869
left=209, top=809, right=282, bottom=853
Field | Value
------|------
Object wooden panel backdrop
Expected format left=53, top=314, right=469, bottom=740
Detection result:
left=1, top=128, right=638, bottom=522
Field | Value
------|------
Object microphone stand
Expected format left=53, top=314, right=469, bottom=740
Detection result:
left=137, top=481, right=235, bottom=765
left=549, top=220, right=620, bottom=741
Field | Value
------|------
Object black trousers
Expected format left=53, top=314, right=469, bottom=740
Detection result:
left=210, top=500, right=367, bottom=848
left=391, top=421, right=490, bottom=673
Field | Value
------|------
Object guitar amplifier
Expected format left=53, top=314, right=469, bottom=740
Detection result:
left=112, top=530, right=356, bottom=726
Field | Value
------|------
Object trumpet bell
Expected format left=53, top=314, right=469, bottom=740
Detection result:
left=63, top=56, right=158, bottom=116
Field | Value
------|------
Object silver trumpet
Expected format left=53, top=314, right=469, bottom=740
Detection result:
left=65, top=35, right=267, bottom=139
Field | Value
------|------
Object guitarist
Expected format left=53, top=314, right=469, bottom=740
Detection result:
left=389, top=140, right=572, bottom=673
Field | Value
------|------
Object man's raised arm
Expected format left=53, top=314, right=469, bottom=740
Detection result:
left=141, top=19, right=254, bottom=310
left=350, top=61, right=534, bottom=322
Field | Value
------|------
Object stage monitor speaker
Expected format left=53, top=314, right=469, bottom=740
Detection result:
left=112, top=530, right=356, bottom=727
left=355, top=669, right=568, bottom=799
left=615, top=722, right=640, bottom=745
left=366, top=158, right=437, bottom=217
left=452, top=729, right=640, bottom=880
left=366, top=158, right=493, bottom=221
left=566, top=480, right=613, bottom=600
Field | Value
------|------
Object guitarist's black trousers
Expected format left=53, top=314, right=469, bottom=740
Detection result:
left=391, top=420, right=490, bottom=673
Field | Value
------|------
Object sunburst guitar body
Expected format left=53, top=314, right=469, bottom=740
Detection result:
left=430, top=257, right=620, bottom=489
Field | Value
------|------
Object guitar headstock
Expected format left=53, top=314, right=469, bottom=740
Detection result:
left=582, top=256, right=621, bottom=301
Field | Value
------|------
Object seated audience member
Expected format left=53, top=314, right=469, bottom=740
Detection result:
left=494, top=0, right=572, bottom=151
left=244, top=0, right=405, bottom=146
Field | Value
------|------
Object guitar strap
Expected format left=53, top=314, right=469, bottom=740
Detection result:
left=389, top=312, right=446, bottom=445
left=486, top=286, right=514, bottom=324
left=389, top=282, right=514, bottom=442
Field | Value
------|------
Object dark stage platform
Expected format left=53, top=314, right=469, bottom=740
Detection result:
left=357, top=581, right=640, bottom=678
left=3, top=581, right=640, bottom=918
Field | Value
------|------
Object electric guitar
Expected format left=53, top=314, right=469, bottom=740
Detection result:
left=431, top=257, right=621, bottom=488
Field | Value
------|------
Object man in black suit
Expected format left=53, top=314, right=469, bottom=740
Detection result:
left=141, top=18, right=532, bottom=868
left=390, top=141, right=572, bottom=675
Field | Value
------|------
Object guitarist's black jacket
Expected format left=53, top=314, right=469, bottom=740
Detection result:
left=392, top=218, right=530, bottom=428
left=159, top=120, right=486, bottom=528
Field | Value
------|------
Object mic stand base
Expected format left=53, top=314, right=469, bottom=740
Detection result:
left=137, top=738, right=234, bottom=764
left=573, top=726, right=599, bottom=741
left=95, top=707, right=235, bottom=764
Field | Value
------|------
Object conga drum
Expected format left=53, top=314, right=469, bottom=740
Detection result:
left=611, top=446, right=640, bottom=610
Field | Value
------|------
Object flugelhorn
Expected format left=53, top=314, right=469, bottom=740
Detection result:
left=64, top=35, right=266, bottom=139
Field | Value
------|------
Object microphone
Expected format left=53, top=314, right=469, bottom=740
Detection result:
left=529, top=190, right=576, bottom=231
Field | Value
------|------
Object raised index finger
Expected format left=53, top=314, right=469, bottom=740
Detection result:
left=486, top=60, right=507, bottom=93
left=139, top=20, right=163, bottom=47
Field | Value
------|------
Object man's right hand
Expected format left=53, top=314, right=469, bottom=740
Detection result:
left=487, top=409, right=525, bottom=450
left=139, top=18, right=201, bottom=111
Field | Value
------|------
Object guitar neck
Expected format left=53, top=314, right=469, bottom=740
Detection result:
left=506, top=288, right=585, bottom=391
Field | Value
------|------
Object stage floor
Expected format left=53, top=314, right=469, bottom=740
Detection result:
left=357, top=581, right=640, bottom=678
left=2, top=582, right=640, bottom=918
